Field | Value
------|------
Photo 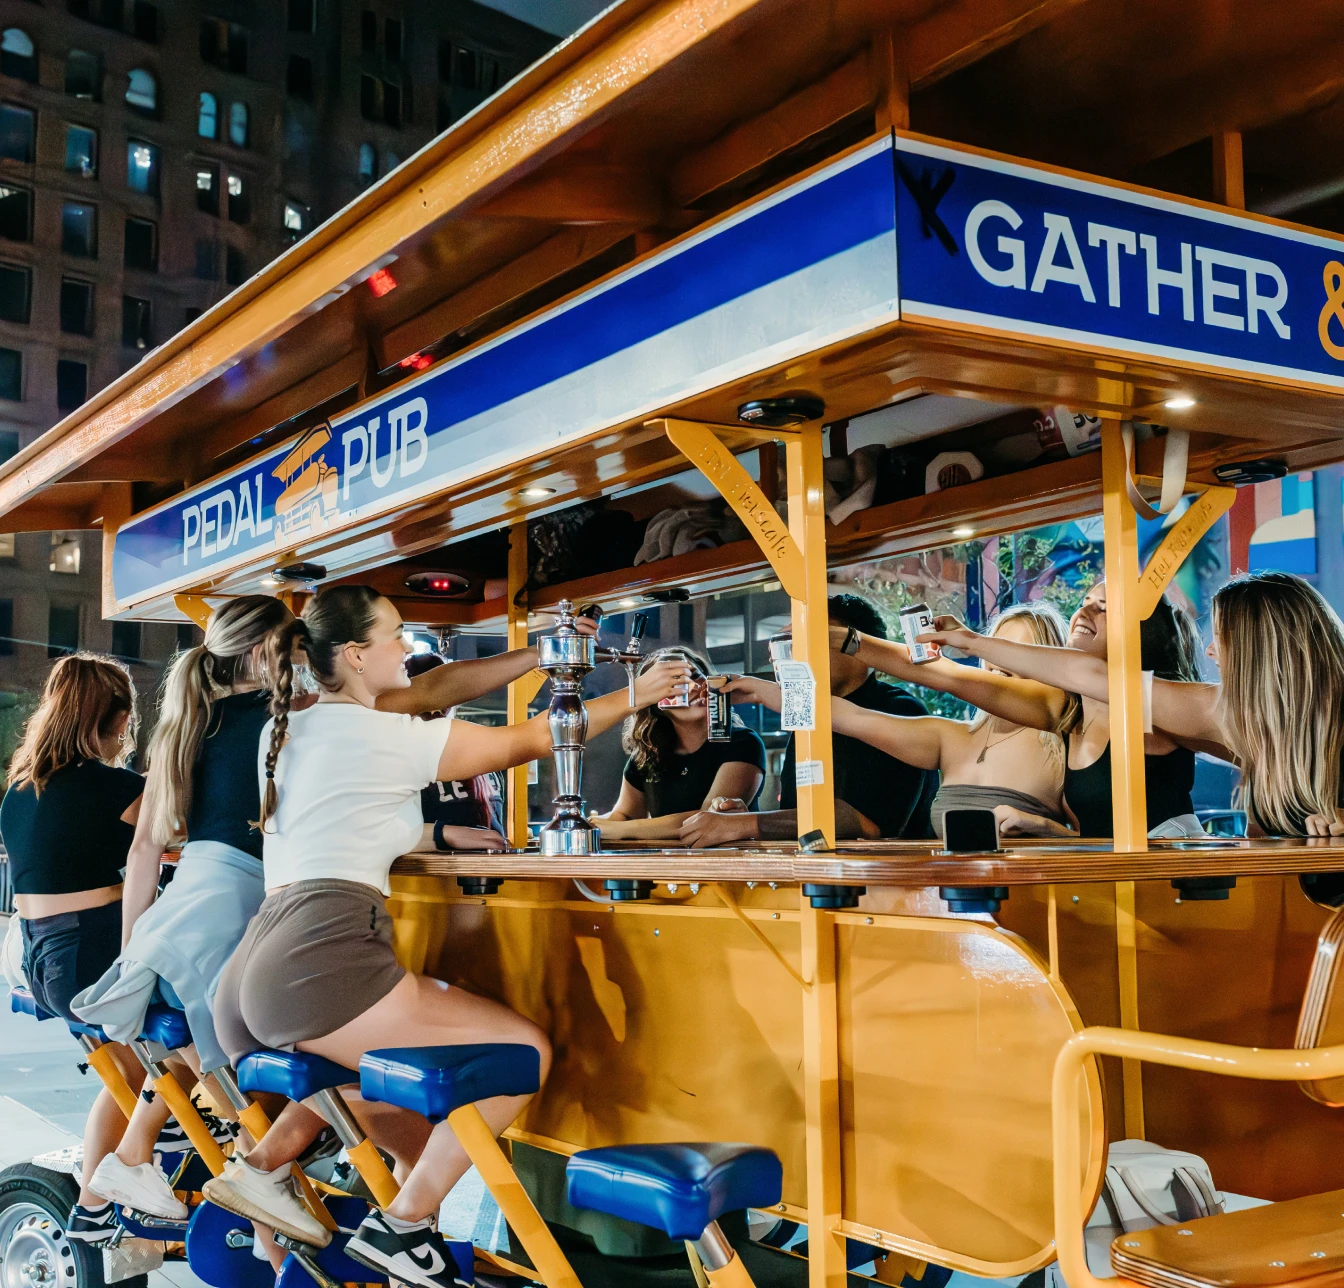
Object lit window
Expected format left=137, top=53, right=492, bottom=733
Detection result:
left=358, top=143, right=375, bottom=186
left=1, top=30, right=37, bottom=84
left=196, top=163, right=220, bottom=216
left=64, top=124, right=97, bottom=178
left=282, top=201, right=305, bottom=233
left=0, top=105, right=33, bottom=163
left=226, top=173, right=248, bottom=223
left=198, top=91, right=217, bottom=139
left=126, top=140, right=159, bottom=194
left=228, top=101, right=247, bottom=147
left=50, top=533, right=81, bottom=575
left=125, top=68, right=157, bottom=114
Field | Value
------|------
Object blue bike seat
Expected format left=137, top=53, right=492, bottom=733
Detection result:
left=140, top=1004, right=191, bottom=1050
left=238, top=1050, right=356, bottom=1101
left=359, top=1045, right=540, bottom=1123
left=566, top=1143, right=783, bottom=1241
left=10, top=987, right=53, bottom=1021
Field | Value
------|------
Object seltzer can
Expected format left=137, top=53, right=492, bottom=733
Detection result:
left=900, top=602, right=941, bottom=664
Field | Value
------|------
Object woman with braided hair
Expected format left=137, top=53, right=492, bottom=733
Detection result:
left=210, top=583, right=690, bottom=1288
left=75, top=591, right=595, bottom=1252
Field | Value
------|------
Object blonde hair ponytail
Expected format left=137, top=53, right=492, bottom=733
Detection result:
left=147, top=596, right=293, bottom=845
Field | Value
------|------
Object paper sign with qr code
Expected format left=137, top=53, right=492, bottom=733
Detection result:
left=775, top=660, right=816, bottom=731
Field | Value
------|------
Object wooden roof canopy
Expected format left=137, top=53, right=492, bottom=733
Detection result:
left=9, top=0, right=1344, bottom=623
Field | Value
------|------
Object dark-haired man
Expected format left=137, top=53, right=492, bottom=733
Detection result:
left=680, top=593, right=937, bottom=846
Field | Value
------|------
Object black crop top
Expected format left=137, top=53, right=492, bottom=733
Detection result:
left=1063, top=740, right=1195, bottom=838
left=185, top=691, right=271, bottom=861
left=1, top=760, right=144, bottom=895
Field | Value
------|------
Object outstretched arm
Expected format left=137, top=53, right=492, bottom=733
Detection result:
left=435, top=657, right=691, bottom=781
left=377, top=617, right=601, bottom=717
left=720, top=675, right=948, bottom=771
left=121, top=784, right=163, bottom=947
left=920, top=617, right=1224, bottom=744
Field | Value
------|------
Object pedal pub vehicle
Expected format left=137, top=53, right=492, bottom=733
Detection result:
left=7, top=2, right=1344, bottom=1286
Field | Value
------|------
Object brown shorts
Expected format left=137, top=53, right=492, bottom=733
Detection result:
left=214, top=879, right=405, bottom=1064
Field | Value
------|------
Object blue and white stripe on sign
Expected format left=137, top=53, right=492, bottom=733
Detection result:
left=111, top=137, right=900, bottom=607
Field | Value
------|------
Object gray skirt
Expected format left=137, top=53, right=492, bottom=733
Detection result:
left=213, top=878, right=405, bottom=1064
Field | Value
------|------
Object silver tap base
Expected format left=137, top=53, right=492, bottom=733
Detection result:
left=540, top=816, right=602, bottom=855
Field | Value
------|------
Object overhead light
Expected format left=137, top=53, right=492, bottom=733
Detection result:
left=737, top=393, right=826, bottom=428
left=260, top=575, right=282, bottom=587
left=404, top=570, right=470, bottom=597
left=951, top=525, right=976, bottom=539
left=1164, top=396, right=1196, bottom=410
left=366, top=267, right=397, bottom=297
left=520, top=486, right=555, bottom=498
left=272, top=561, right=326, bottom=583
left=619, top=598, right=638, bottom=608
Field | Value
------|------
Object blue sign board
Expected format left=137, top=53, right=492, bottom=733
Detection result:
left=894, top=135, right=1344, bottom=387
left=113, top=131, right=1344, bottom=610
left=111, top=138, right=901, bottom=608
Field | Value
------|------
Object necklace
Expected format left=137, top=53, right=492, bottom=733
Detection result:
left=976, top=722, right=1025, bottom=763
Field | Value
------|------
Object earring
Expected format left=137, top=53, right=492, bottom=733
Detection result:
left=357, top=667, right=364, bottom=674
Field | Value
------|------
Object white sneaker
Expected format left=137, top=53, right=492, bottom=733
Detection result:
left=90, top=1156, right=188, bottom=1222
left=201, top=1157, right=331, bottom=1248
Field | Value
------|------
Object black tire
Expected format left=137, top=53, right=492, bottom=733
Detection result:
left=0, top=1161, right=148, bottom=1288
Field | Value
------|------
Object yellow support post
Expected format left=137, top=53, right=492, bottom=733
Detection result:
left=1100, top=408, right=1148, bottom=1140
left=506, top=520, right=531, bottom=848
left=800, top=896, right=845, bottom=1288
left=86, top=1044, right=139, bottom=1121
left=784, top=423, right=835, bottom=846
left=447, top=1103, right=582, bottom=1288
left=345, top=1137, right=401, bottom=1210
left=150, top=1073, right=229, bottom=1177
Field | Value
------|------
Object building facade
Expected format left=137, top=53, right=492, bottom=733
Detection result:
left=0, top=0, right=553, bottom=710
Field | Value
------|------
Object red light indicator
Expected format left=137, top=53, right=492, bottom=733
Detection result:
left=367, top=267, right=397, bottom=297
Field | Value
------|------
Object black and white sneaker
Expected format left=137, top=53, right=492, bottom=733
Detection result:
left=154, top=1099, right=239, bottom=1154
left=344, top=1209, right=469, bottom=1288
left=66, top=1201, right=119, bottom=1244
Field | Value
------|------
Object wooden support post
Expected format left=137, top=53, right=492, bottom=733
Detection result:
left=800, top=895, right=845, bottom=1288
left=785, top=424, right=836, bottom=846
left=506, top=520, right=531, bottom=849
left=1100, top=408, right=1147, bottom=1139
left=100, top=483, right=132, bottom=621
left=1212, top=130, right=1245, bottom=209
left=871, top=29, right=910, bottom=132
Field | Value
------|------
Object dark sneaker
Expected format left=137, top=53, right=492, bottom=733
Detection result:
left=345, top=1210, right=469, bottom=1287
left=155, top=1099, right=238, bottom=1154
left=66, top=1202, right=119, bottom=1244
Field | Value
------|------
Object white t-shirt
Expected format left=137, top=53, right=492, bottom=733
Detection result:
left=257, top=702, right=452, bottom=894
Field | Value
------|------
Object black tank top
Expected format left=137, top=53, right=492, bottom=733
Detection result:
left=1063, top=740, right=1195, bottom=838
left=185, top=691, right=271, bottom=861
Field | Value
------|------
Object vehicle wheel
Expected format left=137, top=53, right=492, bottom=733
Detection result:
left=0, top=1161, right=148, bottom=1288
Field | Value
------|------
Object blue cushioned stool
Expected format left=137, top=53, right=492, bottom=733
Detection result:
left=140, top=1003, right=192, bottom=1051
left=10, top=986, right=52, bottom=1021
left=238, top=1050, right=357, bottom=1103
left=567, top=1143, right=781, bottom=1285
left=358, top=1044, right=540, bottom=1122
left=359, top=1045, right=580, bottom=1288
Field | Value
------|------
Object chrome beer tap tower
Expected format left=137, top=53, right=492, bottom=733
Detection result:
left=537, top=600, right=647, bottom=855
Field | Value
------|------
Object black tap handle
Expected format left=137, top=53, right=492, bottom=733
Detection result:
left=629, top=613, right=648, bottom=643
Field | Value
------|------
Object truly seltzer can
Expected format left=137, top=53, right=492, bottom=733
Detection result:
left=900, top=602, right=941, bottom=664
left=705, top=675, right=731, bottom=742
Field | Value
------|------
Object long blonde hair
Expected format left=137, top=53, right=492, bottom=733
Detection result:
left=9, top=653, right=137, bottom=794
left=146, top=596, right=293, bottom=844
left=622, top=646, right=713, bottom=778
left=972, top=602, right=1081, bottom=735
left=1215, top=572, right=1344, bottom=836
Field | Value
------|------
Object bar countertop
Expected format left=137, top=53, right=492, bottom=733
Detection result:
left=392, top=836, right=1344, bottom=888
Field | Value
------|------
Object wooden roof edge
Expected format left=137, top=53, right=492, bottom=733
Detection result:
left=0, top=0, right=675, bottom=516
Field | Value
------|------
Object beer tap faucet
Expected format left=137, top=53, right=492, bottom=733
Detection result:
left=535, top=601, right=649, bottom=856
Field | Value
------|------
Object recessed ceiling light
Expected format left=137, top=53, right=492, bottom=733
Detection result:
left=1164, top=396, right=1196, bottom=410
left=520, top=486, right=555, bottom=498
left=952, top=525, right=976, bottom=539
left=619, top=598, right=638, bottom=608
